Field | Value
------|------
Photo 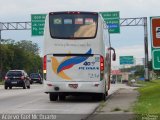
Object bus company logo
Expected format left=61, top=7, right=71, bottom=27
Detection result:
left=51, top=49, right=92, bottom=80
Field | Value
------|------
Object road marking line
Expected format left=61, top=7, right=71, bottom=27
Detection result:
left=13, top=109, right=73, bottom=112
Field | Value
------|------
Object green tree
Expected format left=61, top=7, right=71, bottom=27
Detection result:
left=120, top=65, right=145, bottom=78
left=0, top=39, right=42, bottom=79
left=16, top=40, right=39, bottom=55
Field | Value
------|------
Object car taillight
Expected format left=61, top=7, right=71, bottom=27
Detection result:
left=100, top=56, right=104, bottom=71
left=5, top=76, right=8, bottom=80
left=43, top=55, right=47, bottom=73
left=21, top=76, right=25, bottom=80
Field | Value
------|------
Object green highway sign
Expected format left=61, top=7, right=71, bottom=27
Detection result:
left=152, top=49, right=160, bottom=70
left=120, top=56, right=134, bottom=65
left=150, top=17, right=160, bottom=70
left=100, top=11, right=120, bottom=33
left=31, top=14, right=47, bottom=36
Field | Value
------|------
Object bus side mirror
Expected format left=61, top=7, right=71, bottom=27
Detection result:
left=112, top=52, right=116, bottom=61
left=109, top=47, right=116, bottom=61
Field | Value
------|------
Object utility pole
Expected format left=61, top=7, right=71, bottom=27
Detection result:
left=0, top=29, right=2, bottom=80
left=144, top=17, right=149, bottom=81
left=0, top=22, right=3, bottom=80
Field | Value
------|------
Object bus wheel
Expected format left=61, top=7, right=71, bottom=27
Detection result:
left=106, top=91, right=108, bottom=96
left=102, top=93, right=107, bottom=101
left=92, top=93, right=104, bottom=101
left=98, top=93, right=106, bottom=101
left=49, top=93, right=58, bottom=101
left=59, top=94, right=66, bottom=101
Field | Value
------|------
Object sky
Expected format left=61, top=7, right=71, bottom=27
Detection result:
left=0, top=0, right=159, bottom=67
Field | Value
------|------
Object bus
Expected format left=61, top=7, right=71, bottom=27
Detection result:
left=43, top=11, right=116, bottom=101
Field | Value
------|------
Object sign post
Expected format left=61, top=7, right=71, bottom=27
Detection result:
left=144, top=17, right=149, bottom=81
left=151, top=17, right=160, bottom=70
left=100, top=12, right=120, bottom=33
left=31, top=14, right=46, bottom=36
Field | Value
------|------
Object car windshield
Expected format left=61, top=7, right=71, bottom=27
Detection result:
left=7, top=71, right=22, bottom=77
left=30, top=74, right=39, bottom=78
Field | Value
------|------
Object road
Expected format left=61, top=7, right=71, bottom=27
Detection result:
left=0, top=83, right=128, bottom=120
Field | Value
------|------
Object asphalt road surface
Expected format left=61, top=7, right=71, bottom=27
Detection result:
left=0, top=83, right=127, bottom=120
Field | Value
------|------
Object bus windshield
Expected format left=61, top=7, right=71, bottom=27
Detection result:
left=49, top=12, right=98, bottom=39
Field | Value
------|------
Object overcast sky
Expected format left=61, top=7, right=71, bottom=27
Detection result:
left=0, top=0, right=159, bottom=67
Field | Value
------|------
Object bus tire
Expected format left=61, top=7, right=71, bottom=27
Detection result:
left=106, top=91, right=108, bottom=96
left=59, top=94, right=66, bottom=101
left=102, top=93, right=107, bottom=101
left=92, top=93, right=104, bottom=101
left=98, top=93, right=106, bottom=101
left=49, top=93, right=58, bottom=101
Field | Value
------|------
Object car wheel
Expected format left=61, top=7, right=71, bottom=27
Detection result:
left=40, top=81, right=43, bottom=84
left=27, top=85, right=30, bottom=89
left=4, top=86, right=8, bottom=90
left=23, top=82, right=26, bottom=89
left=9, top=86, right=12, bottom=89
left=49, top=93, right=58, bottom=101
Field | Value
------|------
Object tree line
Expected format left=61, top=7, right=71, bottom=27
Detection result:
left=0, top=39, right=42, bottom=79
left=120, top=61, right=160, bottom=79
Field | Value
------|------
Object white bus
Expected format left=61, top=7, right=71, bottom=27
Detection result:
left=43, top=11, right=116, bottom=101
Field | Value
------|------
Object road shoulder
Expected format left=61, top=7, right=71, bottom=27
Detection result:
left=87, top=87, right=139, bottom=120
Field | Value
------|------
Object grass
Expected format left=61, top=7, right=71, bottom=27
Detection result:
left=133, top=79, right=160, bottom=114
left=96, top=101, right=106, bottom=112
left=111, top=107, right=122, bottom=112
left=0, top=80, right=4, bottom=85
